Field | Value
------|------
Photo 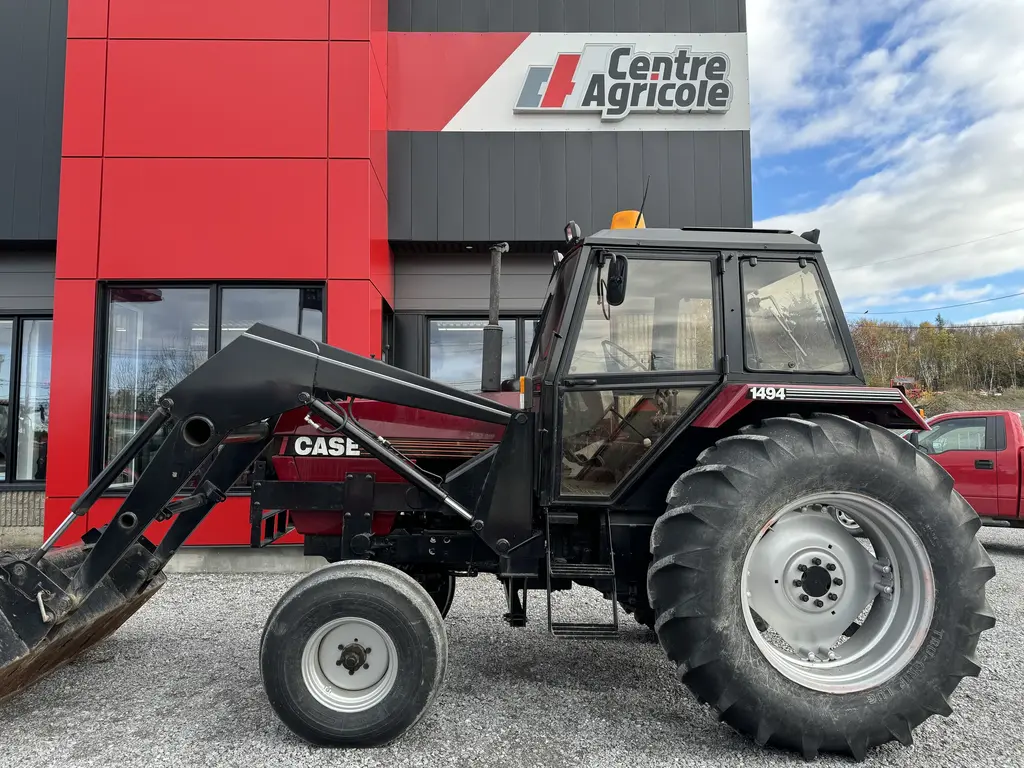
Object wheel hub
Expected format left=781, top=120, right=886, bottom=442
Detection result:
left=337, top=642, right=370, bottom=674
left=301, top=617, right=398, bottom=712
left=782, top=550, right=848, bottom=613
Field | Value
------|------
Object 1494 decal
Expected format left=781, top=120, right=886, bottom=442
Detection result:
left=749, top=386, right=786, bottom=401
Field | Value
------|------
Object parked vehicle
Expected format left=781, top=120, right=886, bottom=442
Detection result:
left=0, top=216, right=995, bottom=761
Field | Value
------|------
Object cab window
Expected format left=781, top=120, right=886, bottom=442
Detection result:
left=742, top=260, right=850, bottom=373
left=568, top=258, right=715, bottom=375
left=918, top=417, right=987, bottom=455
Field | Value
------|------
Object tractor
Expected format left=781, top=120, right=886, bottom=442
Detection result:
left=0, top=215, right=995, bottom=761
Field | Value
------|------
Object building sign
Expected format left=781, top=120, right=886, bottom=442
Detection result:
left=515, top=44, right=736, bottom=121
left=439, top=33, right=750, bottom=133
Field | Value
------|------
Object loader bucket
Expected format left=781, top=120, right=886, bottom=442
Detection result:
left=0, top=539, right=165, bottom=702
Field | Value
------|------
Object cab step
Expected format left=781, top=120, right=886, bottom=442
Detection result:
left=548, top=562, right=615, bottom=578
left=550, top=622, right=619, bottom=639
left=545, top=509, right=619, bottom=639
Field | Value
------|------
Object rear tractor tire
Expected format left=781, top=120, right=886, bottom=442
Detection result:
left=260, top=560, right=447, bottom=747
left=647, top=414, right=996, bottom=761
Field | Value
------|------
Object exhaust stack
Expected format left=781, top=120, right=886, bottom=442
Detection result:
left=481, top=242, right=509, bottom=392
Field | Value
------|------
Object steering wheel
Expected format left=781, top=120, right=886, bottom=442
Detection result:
left=602, top=340, right=646, bottom=372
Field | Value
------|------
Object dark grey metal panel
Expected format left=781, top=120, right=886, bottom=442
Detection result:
left=513, top=133, right=541, bottom=240
left=693, top=133, right=723, bottom=227
left=393, top=0, right=744, bottom=32
left=564, top=133, right=593, bottom=237
left=410, top=132, right=438, bottom=240
left=436, top=134, right=465, bottom=240
left=488, top=134, right=515, bottom=237
left=0, top=250, right=56, bottom=312
left=0, top=0, right=68, bottom=241
left=616, top=132, right=644, bottom=213
left=666, top=1, right=692, bottom=32
left=394, top=253, right=551, bottom=312
left=540, top=133, right=568, bottom=238
left=390, top=130, right=753, bottom=240
left=462, top=134, right=490, bottom=241
left=639, top=0, right=666, bottom=32
left=512, top=0, right=540, bottom=32
left=394, top=313, right=425, bottom=374
left=641, top=132, right=670, bottom=228
left=388, top=133, right=412, bottom=239
left=539, top=0, right=564, bottom=33
left=668, top=132, right=698, bottom=225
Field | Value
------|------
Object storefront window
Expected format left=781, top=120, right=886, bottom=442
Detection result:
left=16, top=320, right=52, bottom=481
left=0, top=321, right=12, bottom=481
left=428, top=319, right=517, bottom=391
left=0, top=317, right=53, bottom=484
left=101, top=285, right=325, bottom=490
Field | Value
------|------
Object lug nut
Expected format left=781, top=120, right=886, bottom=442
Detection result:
left=811, top=557, right=822, bottom=566
left=797, top=564, right=808, bottom=572
left=793, top=580, right=803, bottom=587
left=814, top=599, right=824, bottom=607
left=833, top=578, right=843, bottom=586
left=828, top=593, right=838, bottom=601
left=799, top=595, right=809, bottom=602
left=826, top=563, right=836, bottom=572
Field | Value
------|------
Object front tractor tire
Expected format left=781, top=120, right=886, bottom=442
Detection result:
left=647, top=415, right=996, bottom=761
left=259, top=561, right=447, bottom=747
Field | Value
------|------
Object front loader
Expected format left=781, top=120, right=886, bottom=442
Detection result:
left=0, top=216, right=996, bottom=760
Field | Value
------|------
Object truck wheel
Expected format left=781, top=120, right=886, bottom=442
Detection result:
left=647, top=414, right=996, bottom=761
left=259, top=560, right=447, bottom=747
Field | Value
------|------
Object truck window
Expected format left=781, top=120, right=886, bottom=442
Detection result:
left=918, top=417, right=987, bottom=455
left=741, top=260, right=850, bottom=373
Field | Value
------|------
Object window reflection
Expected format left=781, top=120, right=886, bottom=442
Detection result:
left=220, top=287, right=323, bottom=348
left=0, top=320, right=11, bottom=481
left=17, top=320, right=52, bottom=481
left=428, top=319, right=517, bottom=392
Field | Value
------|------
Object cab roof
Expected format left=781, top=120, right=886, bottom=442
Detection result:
left=584, top=226, right=823, bottom=253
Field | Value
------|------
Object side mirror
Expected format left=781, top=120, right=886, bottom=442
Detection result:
left=908, top=431, right=921, bottom=450
left=604, top=253, right=628, bottom=306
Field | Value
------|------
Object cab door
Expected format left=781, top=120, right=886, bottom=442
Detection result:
left=917, top=415, right=999, bottom=516
left=552, top=251, right=722, bottom=501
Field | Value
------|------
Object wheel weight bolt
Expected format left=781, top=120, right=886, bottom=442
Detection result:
left=833, top=578, right=843, bottom=586
left=814, top=599, right=824, bottom=607
left=799, top=595, right=809, bottom=602
left=811, top=558, right=822, bottom=566
left=797, top=564, right=808, bottom=572
left=793, top=580, right=803, bottom=587
left=828, top=593, right=838, bottom=601
left=826, top=563, right=836, bottom=572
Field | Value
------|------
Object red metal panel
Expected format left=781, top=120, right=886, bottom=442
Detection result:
left=328, top=160, right=370, bottom=280
left=45, top=280, right=98, bottom=499
left=388, top=33, right=529, bottom=131
left=369, top=172, right=393, bottom=307
left=104, top=41, right=328, bottom=158
left=43, top=499, right=89, bottom=547
left=55, top=159, right=102, bottom=279
left=329, top=42, right=371, bottom=160
left=369, top=54, right=387, bottom=192
left=67, top=0, right=109, bottom=39
left=99, top=159, right=328, bottom=280
left=108, top=0, right=328, bottom=40
left=329, top=0, right=369, bottom=40
left=371, top=0, right=387, bottom=86
left=327, top=280, right=381, bottom=357
left=61, top=39, right=107, bottom=157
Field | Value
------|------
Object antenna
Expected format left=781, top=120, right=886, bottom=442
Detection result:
left=635, top=175, right=651, bottom=228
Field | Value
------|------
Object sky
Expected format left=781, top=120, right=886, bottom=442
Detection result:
left=746, top=0, right=1024, bottom=327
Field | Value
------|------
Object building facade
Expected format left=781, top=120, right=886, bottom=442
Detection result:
left=0, top=0, right=751, bottom=548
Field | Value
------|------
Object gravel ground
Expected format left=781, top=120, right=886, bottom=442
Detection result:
left=1, top=528, right=1023, bottom=768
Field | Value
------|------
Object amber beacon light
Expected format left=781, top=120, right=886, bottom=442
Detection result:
left=610, top=210, right=646, bottom=229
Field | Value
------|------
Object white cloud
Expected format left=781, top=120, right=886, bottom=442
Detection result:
left=749, top=0, right=1024, bottom=311
left=967, top=309, right=1024, bottom=325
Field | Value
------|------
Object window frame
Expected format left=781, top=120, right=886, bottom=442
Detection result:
left=918, top=416, right=991, bottom=455
left=424, top=312, right=541, bottom=388
left=91, top=281, right=327, bottom=492
left=0, top=311, right=54, bottom=490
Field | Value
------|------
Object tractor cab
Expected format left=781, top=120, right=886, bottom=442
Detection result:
left=525, top=213, right=860, bottom=504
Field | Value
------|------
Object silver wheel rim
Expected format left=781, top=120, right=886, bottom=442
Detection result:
left=741, top=492, right=935, bottom=693
left=832, top=508, right=861, bottom=532
left=301, top=617, right=398, bottom=712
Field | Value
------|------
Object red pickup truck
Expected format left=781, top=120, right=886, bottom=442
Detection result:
left=908, top=409, right=1024, bottom=523
left=831, top=409, right=1024, bottom=532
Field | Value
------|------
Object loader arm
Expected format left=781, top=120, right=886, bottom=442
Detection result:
left=0, top=323, right=524, bottom=702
